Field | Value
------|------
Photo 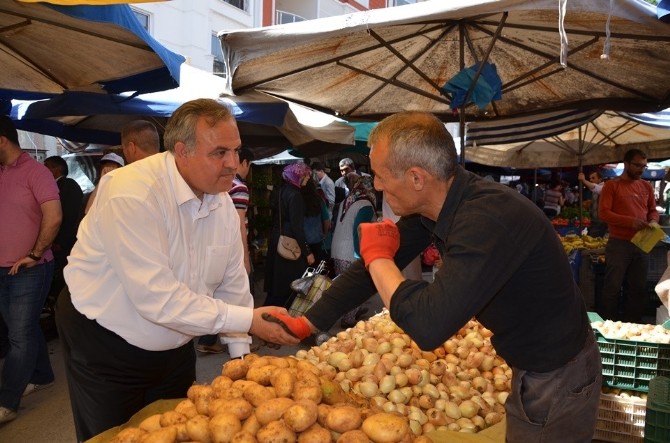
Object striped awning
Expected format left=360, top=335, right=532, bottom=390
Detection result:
left=465, top=109, right=602, bottom=147
left=619, top=109, right=670, bottom=129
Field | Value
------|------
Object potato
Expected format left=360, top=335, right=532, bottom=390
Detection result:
left=325, top=406, right=362, bottom=433
left=142, top=426, right=177, bottom=443
left=139, top=414, right=163, bottom=432
left=174, top=399, right=198, bottom=419
left=295, top=369, right=320, bottom=387
left=254, top=397, right=295, bottom=425
left=211, top=375, right=234, bottom=391
left=292, top=385, right=322, bottom=403
left=223, top=358, right=249, bottom=380
left=217, top=387, right=245, bottom=401
left=337, top=430, right=370, bottom=443
left=267, top=356, right=291, bottom=368
left=187, top=384, right=214, bottom=402
left=316, top=403, right=332, bottom=427
left=361, top=413, right=409, bottom=443
left=209, top=397, right=253, bottom=421
left=412, top=437, right=433, bottom=443
left=160, top=411, right=188, bottom=427
left=168, top=423, right=189, bottom=442
left=241, top=413, right=262, bottom=435
left=320, top=378, right=349, bottom=405
left=297, top=423, right=331, bottom=443
left=244, top=383, right=277, bottom=407
left=256, top=420, right=296, bottom=443
left=195, top=394, right=213, bottom=416
left=186, top=414, right=211, bottom=443
left=232, top=378, right=257, bottom=390
left=246, top=365, right=277, bottom=386
left=248, top=356, right=272, bottom=368
left=295, top=360, right=320, bottom=376
left=110, top=427, right=147, bottom=443
left=283, top=399, right=318, bottom=432
left=209, top=412, right=242, bottom=443
left=270, top=368, right=296, bottom=398
left=243, top=353, right=262, bottom=366
left=284, top=357, right=298, bottom=369
left=231, top=430, right=258, bottom=443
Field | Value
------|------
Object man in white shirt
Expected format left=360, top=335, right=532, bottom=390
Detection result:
left=57, top=98, right=299, bottom=442
left=312, top=161, right=335, bottom=214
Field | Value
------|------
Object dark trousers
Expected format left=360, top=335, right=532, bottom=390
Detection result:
left=55, top=287, right=196, bottom=442
left=506, top=332, right=602, bottom=442
left=600, top=238, right=649, bottom=323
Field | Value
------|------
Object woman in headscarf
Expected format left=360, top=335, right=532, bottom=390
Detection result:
left=330, top=172, right=377, bottom=327
left=263, top=162, right=315, bottom=309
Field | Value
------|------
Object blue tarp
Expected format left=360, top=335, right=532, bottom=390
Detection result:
left=0, top=2, right=183, bottom=100
left=46, top=4, right=183, bottom=95
left=11, top=90, right=289, bottom=145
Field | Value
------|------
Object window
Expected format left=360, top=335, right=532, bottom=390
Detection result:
left=131, top=9, right=150, bottom=31
left=392, top=0, right=416, bottom=5
left=211, top=34, right=226, bottom=78
left=275, top=10, right=305, bottom=25
left=221, top=0, right=247, bottom=11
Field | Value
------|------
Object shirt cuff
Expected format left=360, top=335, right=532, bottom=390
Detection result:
left=222, top=304, right=254, bottom=334
left=227, top=342, right=251, bottom=358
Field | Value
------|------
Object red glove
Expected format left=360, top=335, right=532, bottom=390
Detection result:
left=359, top=218, right=400, bottom=268
left=262, top=312, right=311, bottom=339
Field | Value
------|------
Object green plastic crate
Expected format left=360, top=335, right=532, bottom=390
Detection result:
left=595, top=391, right=646, bottom=443
left=589, top=312, right=670, bottom=392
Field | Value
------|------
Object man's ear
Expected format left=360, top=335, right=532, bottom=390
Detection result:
left=174, top=141, right=188, bottom=159
left=407, top=167, right=426, bottom=190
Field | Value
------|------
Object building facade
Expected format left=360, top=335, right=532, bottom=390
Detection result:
left=132, top=0, right=425, bottom=76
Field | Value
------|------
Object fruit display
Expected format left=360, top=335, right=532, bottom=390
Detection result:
left=560, top=234, right=607, bottom=254
left=591, top=319, right=670, bottom=344
left=109, top=311, right=510, bottom=442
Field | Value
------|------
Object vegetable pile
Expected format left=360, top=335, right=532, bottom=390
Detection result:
left=591, top=319, right=670, bottom=343
left=109, top=311, right=510, bottom=442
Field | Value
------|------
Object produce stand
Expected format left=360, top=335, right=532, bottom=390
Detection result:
left=92, top=312, right=510, bottom=442
left=88, top=399, right=506, bottom=443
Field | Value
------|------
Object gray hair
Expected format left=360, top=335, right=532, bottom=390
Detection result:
left=164, top=98, right=235, bottom=153
left=368, top=111, right=457, bottom=181
left=121, top=120, right=160, bottom=154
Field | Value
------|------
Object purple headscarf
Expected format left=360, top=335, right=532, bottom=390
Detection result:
left=282, top=162, right=312, bottom=188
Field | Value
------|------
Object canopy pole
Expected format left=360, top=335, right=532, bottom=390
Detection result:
left=459, top=23, right=466, bottom=167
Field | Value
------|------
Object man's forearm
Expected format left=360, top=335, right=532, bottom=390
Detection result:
left=33, top=200, right=62, bottom=256
left=367, top=259, right=405, bottom=308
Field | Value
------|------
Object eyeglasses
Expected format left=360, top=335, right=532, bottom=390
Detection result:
left=628, top=161, right=648, bottom=169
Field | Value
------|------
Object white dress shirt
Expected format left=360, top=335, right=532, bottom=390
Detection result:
left=64, top=152, right=253, bottom=356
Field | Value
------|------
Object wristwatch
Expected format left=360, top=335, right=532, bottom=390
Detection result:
left=28, top=251, right=41, bottom=261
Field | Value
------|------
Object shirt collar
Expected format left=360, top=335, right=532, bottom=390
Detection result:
left=3, top=151, right=30, bottom=168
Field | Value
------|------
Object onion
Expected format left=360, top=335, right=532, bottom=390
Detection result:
left=394, top=373, right=409, bottom=388
left=382, top=401, right=398, bottom=413
left=427, top=408, right=448, bottom=426
left=388, top=389, right=408, bottom=404
left=379, top=375, right=396, bottom=394
left=418, top=394, right=435, bottom=409
left=409, top=419, right=423, bottom=436
left=444, top=401, right=462, bottom=420
left=459, top=400, right=479, bottom=418
left=485, top=412, right=502, bottom=426
left=396, top=353, right=414, bottom=368
left=358, top=381, right=379, bottom=398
